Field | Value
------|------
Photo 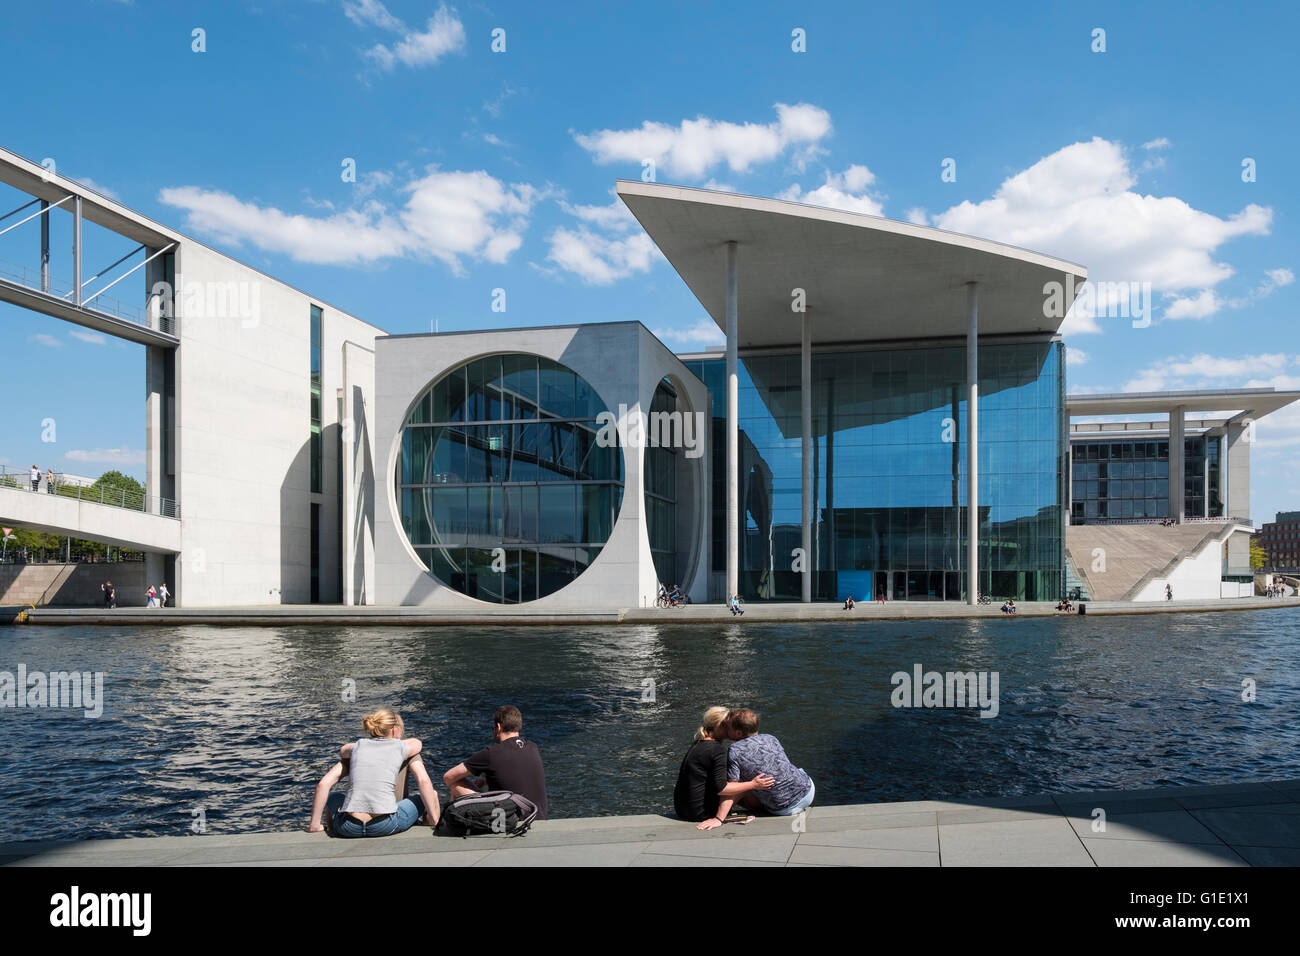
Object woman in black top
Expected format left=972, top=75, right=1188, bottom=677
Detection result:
left=673, top=706, right=773, bottom=829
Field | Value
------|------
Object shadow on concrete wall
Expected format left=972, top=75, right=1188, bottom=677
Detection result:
left=279, top=438, right=311, bottom=604
left=0, top=562, right=147, bottom=606
left=350, top=384, right=375, bottom=605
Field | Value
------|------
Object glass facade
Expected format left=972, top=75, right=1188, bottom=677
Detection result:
left=684, top=340, right=1065, bottom=603
left=1069, top=435, right=1222, bottom=522
left=395, top=354, right=624, bottom=602
left=310, top=304, right=323, bottom=494
left=645, top=380, right=679, bottom=588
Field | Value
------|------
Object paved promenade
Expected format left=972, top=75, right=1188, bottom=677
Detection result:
left=4, top=779, right=1298, bottom=867
left=8, top=596, right=1297, bottom=626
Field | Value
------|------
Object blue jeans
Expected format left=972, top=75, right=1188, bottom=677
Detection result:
left=327, top=792, right=426, bottom=837
left=771, top=779, right=815, bottom=816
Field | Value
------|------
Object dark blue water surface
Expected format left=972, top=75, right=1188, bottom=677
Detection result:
left=1, top=611, right=1297, bottom=843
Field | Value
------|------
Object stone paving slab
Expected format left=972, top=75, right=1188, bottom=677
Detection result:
left=1190, top=808, right=1300, bottom=848
left=938, top=818, right=1097, bottom=867
left=1062, top=809, right=1226, bottom=845
left=1080, top=839, right=1246, bottom=867
left=4, top=779, right=1298, bottom=867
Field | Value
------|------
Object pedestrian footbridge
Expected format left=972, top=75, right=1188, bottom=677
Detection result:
left=0, top=473, right=179, bottom=554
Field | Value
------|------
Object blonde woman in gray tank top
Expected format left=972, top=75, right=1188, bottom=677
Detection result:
left=308, top=708, right=441, bottom=837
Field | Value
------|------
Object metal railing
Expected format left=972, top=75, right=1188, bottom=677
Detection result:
left=0, top=254, right=173, bottom=331
left=1075, top=516, right=1251, bottom=527
left=0, top=467, right=179, bottom=519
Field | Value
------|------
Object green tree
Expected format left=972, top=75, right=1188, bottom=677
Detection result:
left=1250, top=539, right=1268, bottom=571
left=90, top=469, right=145, bottom=506
left=3, top=470, right=147, bottom=562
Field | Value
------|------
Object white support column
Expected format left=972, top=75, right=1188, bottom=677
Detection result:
left=1203, top=445, right=1210, bottom=518
left=966, top=282, right=979, bottom=605
left=72, top=195, right=82, bottom=307
left=725, top=241, right=739, bottom=602
left=1169, top=405, right=1185, bottom=523
left=801, top=310, right=812, bottom=603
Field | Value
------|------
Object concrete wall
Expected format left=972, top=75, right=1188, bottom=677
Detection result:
left=1131, top=540, right=1226, bottom=601
left=372, top=322, right=709, bottom=608
left=341, top=341, right=376, bottom=605
left=169, top=243, right=382, bottom=607
left=0, top=562, right=146, bottom=606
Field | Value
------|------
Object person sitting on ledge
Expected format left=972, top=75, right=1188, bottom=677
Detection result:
left=1000, top=599, right=1017, bottom=614
left=724, top=708, right=815, bottom=817
left=674, top=706, right=773, bottom=830
left=842, top=595, right=856, bottom=610
left=308, top=708, right=439, bottom=837
left=1056, top=598, right=1073, bottom=612
left=444, top=705, right=549, bottom=820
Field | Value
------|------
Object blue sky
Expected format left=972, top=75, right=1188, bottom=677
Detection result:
left=1, top=0, right=1297, bottom=518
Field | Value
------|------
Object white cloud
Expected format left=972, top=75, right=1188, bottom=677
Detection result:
left=905, top=207, right=929, bottom=226
left=544, top=190, right=661, bottom=284
left=1066, top=348, right=1088, bottom=366
left=159, top=168, right=539, bottom=274
left=558, top=197, right=636, bottom=231
left=71, top=177, right=120, bottom=200
left=355, top=169, right=393, bottom=199
left=357, top=2, right=465, bottom=70
left=651, top=318, right=725, bottom=348
left=1163, top=289, right=1221, bottom=320
left=1122, top=353, right=1292, bottom=392
left=1142, top=137, right=1171, bottom=151
left=1163, top=267, right=1294, bottom=319
left=65, top=447, right=145, bottom=466
left=343, top=0, right=404, bottom=32
left=69, top=329, right=108, bottom=346
left=1228, top=267, right=1295, bottom=308
left=778, top=164, right=885, bottom=217
left=483, top=84, right=516, bottom=119
left=930, top=138, right=1273, bottom=328
left=544, top=227, right=657, bottom=286
left=28, top=333, right=62, bottom=348
left=574, top=103, right=832, bottom=180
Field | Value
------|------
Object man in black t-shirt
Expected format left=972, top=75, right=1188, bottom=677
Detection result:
left=444, top=705, right=549, bottom=819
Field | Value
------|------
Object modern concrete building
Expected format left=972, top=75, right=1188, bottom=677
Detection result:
left=1257, top=511, right=1300, bottom=570
left=0, top=146, right=385, bottom=607
left=1066, top=388, right=1300, bottom=584
left=3, top=148, right=1295, bottom=607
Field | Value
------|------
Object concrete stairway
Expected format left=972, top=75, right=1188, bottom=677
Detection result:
left=1065, top=523, right=1236, bottom=602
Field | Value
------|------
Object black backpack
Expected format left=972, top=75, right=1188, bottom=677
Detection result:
left=437, top=791, right=538, bottom=837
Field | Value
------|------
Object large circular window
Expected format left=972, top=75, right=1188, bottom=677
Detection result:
left=396, top=354, right=624, bottom=603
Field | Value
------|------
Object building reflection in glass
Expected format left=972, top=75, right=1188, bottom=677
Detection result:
left=396, top=354, right=624, bottom=603
left=685, top=341, right=1064, bottom=602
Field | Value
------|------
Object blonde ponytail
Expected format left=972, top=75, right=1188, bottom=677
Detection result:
left=362, top=708, right=403, bottom=738
left=693, top=705, right=729, bottom=741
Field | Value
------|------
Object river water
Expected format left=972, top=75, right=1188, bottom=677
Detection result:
left=1, top=610, right=1296, bottom=843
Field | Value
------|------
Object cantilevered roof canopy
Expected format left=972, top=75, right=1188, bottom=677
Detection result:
left=1067, top=388, right=1300, bottom=420
left=617, top=181, right=1087, bottom=348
